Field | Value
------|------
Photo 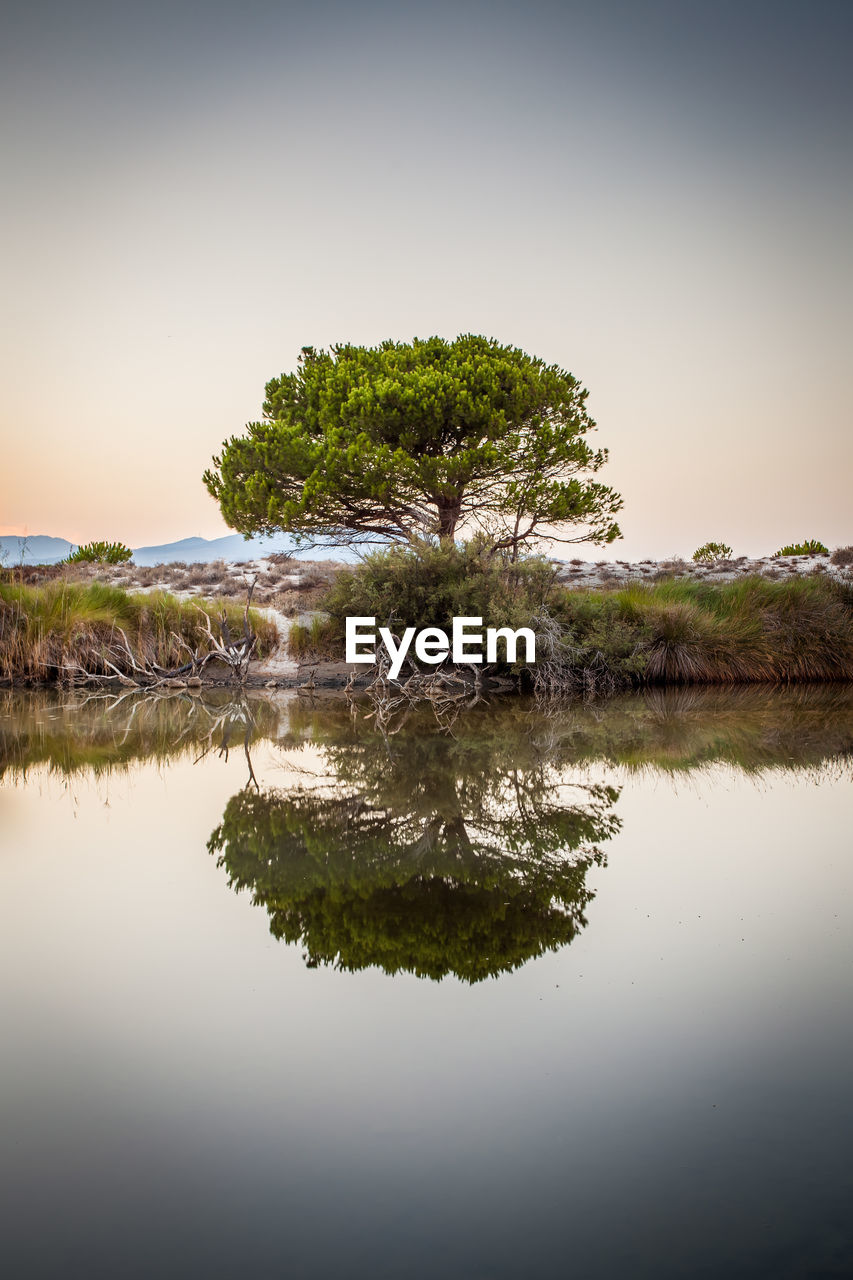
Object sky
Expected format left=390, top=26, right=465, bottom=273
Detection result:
left=1, top=0, right=850, bottom=560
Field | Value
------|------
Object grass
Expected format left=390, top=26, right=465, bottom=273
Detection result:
left=0, top=582, right=277, bottom=682
left=551, top=574, right=853, bottom=687
left=5, top=558, right=853, bottom=690
left=287, top=615, right=340, bottom=661
left=1, top=556, right=342, bottom=613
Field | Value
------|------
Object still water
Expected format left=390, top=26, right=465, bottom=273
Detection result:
left=1, top=686, right=851, bottom=1278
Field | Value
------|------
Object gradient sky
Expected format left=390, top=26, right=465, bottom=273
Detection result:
left=1, top=0, right=850, bottom=559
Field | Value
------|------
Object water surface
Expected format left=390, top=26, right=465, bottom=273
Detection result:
left=1, top=686, right=851, bottom=1277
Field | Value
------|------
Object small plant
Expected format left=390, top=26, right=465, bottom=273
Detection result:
left=64, top=540, right=134, bottom=565
left=830, top=546, right=853, bottom=567
left=287, top=615, right=339, bottom=661
left=772, top=540, right=829, bottom=558
left=692, top=542, right=732, bottom=564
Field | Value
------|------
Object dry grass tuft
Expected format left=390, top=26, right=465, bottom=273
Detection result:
left=0, top=582, right=277, bottom=682
left=530, top=575, right=853, bottom=695
left=286, top=616, right=339, bottom=661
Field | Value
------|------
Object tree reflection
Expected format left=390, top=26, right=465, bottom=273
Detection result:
left=208, top=712, right=620, bottom=981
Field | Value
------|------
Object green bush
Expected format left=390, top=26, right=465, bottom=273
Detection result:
left=65, top=540, right=134, bottom=565
left=772, top=540, right=829, bottom=557
left=287, top=546, right=853, bottom=690
left=320, top=539, right=558, bottom=667
left=692, top=541, right=733, bottom=564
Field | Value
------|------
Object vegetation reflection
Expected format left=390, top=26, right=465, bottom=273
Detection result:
left=4, top=684, right=852, bottom=982
left=4, top=683, right=852, bottom=779
left=207, top=712, right=620, bottom=982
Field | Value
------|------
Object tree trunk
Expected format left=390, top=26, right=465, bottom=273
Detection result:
left=436, top=499, right=461, bottom=540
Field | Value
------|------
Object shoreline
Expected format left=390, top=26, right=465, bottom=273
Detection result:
left=3, top=554, right=852, bottom=693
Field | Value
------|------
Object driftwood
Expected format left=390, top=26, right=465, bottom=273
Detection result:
left=62, top=579, right=259, bottom=687
left=350, top=625, right=495, bottom=735
left=346, top=609, right=613, bottom=731
left=530, top=608, right=621, bottom=704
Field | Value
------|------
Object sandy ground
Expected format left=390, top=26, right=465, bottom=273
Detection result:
left=24, top=550, right=851, bottom=602
left=250, top=607, right=311, bottom=681
left=86, top=549, right=852, bottom=596
left=551, top=552, right=852, bottom=588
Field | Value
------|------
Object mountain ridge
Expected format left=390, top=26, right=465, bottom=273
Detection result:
left=1, top=532, right=351, bottom=567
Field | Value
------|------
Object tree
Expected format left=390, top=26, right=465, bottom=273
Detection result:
left=203, top=335, right=622, bottom=555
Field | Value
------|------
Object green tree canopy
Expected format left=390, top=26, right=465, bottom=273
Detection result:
left=203, top=335, right=622, bottom=553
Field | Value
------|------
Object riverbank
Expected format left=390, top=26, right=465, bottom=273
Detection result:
left=0, top=581, right=278, bottom=685
left=3, top=556, right=853, bottom=691
left=290, top=558, right=853, bottom=692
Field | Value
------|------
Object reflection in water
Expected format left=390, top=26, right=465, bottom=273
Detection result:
left=2, top=683, right=852, bottom=1276
left=208, top=719, right=621, bottom=981
left=4, top=682, right=852, bottom=778
left=4, top=683, right=853, bottom=982
left=0, top=686, right=282, bottom=778
left=206, top=686, right=853, bottom=980
left=549, top=683, right=853, bottom=773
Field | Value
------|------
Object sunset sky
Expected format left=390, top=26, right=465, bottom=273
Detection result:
left=1, top=0, right=850, bottom=560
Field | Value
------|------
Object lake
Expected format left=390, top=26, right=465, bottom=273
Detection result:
left=1, top=686, right=851, bottom=1278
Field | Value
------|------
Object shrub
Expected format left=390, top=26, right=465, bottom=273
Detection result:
left=322, top=539, right=558, bottom=669
left=65, top=540, right=133, bottom=565
left=692, top=542, right=732, bottom=564
left=287, top=544, right=853, bottom=689
left=831, top=546, right=853, bottom=567
left=772, top=540, right=829, bottom=557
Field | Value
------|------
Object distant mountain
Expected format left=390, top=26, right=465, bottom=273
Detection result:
left=2, top=532, right=355, bottom=567
left=130, top=532, right=354, bottom=566
left=0, top=535, right=74, bottom=566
